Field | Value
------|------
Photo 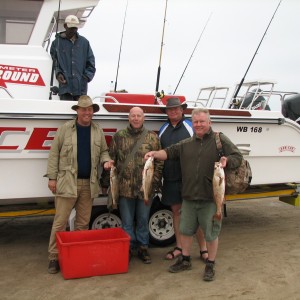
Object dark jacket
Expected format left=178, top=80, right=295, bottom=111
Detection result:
left=165, top=129, right=242, bottom=202
left=159, top=117, right=193, bottom=181
left=50, top=32, right=96, bottom=96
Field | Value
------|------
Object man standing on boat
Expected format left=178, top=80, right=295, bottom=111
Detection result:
left=50, top=15, right=96, bottom=101
left=159, top=98, right=208, bottom=262
left=45, top=96, right=113, bottom=274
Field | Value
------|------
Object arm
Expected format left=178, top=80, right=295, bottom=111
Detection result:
left=84, top=42, right=96, bottom=82
left=98, top=128, right=113, bottom=169
left=220, top=133, right=243, bottom=169
left=144, top=149, right=168, bottom=161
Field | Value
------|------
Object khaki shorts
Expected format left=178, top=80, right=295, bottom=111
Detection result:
left=179, top=199, right=222, bottom=242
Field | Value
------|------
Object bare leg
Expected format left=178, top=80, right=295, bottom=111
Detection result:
left=195, top=228, right=208, bottom=260
left=165, top=203, right=182, bottom=259
left=206, top=237, right=218, bottom=261
left=181, top=234, right=193, bottom=257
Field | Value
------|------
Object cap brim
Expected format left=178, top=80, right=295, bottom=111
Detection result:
left=71, top=104, right=99, bottom=113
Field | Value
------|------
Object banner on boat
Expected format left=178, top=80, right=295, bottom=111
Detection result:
left=0, top=64, right=45, bottom=88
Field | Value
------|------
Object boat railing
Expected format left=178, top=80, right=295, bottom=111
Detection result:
left=93, top=95, right=119, bottom=103
left=228, top=81, right=275, bottom=110
left=187, top=86, right=229, bottom=108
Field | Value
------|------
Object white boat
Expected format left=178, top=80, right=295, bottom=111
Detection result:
left=1, top=0, right=300, bottom=245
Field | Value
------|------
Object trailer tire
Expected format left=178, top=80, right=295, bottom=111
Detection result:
left=89, top=206, right=122, bottom=230
left=149, top=195, right=175, bottom=247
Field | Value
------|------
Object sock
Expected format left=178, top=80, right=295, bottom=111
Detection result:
left=182, top=255, right=190, bottom=262
left=207, top=260, right=215, bottom=264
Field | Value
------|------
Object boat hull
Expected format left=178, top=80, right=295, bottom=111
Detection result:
left=1, top=99, right=300, bottom=203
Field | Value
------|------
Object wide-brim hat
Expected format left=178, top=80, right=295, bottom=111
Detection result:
left=161, top=97, right=187, bottom=113
left=71, top=95, right=99, bottom=113
left=65, top=15, right=80, bottom=28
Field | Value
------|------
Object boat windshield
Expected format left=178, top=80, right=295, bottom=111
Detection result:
left=0, top=0, right=43, bottom=45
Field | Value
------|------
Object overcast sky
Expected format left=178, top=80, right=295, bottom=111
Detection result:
left=80, top=0, right=300, bottom=108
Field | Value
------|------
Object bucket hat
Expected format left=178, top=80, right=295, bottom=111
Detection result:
left=161, top=97, right=187, bottom=113
left=71, top=95, right=99, bottom=112
left=65, top=15, right=80, bottom=28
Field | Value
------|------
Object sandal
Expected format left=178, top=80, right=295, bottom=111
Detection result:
left=200, top=250, right=208, bottom=263
left=164, top=246, right=182, bottom=260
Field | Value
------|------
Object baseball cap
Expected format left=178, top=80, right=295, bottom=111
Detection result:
left=65, top=15, right=80, bottom=28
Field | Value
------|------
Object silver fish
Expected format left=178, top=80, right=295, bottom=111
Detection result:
left=213, top=162, right=225, bottom=220
left=142, top=157, right=154, bottom=205
left=109, top=165, right=119, bottom=209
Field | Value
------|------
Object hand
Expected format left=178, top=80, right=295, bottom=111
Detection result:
left=48, top=179, right=57, bottom=194
left=220, top=156, right=227, bottom=168
left=144, top=151, right=155, bottom=160
left=57, top=73, right=66, bottom=84
left=103, top=160, right=114, bottom=170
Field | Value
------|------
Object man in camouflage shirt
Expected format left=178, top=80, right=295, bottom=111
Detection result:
left=109, top=107, right=162, bottom=264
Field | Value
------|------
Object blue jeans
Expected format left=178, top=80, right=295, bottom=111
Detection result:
left=119, top=197, right=152, bottom=249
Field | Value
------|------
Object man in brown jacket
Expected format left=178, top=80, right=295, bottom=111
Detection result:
left=45, top=95, right=113, bottom=274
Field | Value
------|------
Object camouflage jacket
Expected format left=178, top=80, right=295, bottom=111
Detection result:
left=108, top=125, right=163, bottom=200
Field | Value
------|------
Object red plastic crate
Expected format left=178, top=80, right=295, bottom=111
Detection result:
left=56, top=228, right=130, bottom=279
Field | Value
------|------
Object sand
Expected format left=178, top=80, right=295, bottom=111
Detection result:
left=0, top=197, right=299, bottom=300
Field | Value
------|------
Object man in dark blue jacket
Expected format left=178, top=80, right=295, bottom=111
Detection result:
left=50, top=15, right=96, bottom=100
left=159, top=98, right=208, bottom=262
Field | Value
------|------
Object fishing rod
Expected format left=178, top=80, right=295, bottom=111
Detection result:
left=114, top=0, right=129, bottom=92
left=232, top=0, right=282, bottom=102
left=173, top=13, right=212, bottom=95
left=155, top=0, right=168, bottom=102
left=49, top=0, right=62, bottom=99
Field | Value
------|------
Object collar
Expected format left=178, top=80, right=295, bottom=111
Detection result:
left=127, top=124, right=145, bottom=135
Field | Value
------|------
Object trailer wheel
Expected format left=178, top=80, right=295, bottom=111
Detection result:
left=89, top=206, right=121, bottom=229
left=149, top=195, right=175, bottom=247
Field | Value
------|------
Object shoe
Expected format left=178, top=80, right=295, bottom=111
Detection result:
left=168, top=256, right=192, bottom=273
left=48, top=260, right=60, bottom=274
left=137, top=246, right=152, bottom=264
left=203, top=262, right=215, bottom=281
left=164, top=246, right=182, bottom=260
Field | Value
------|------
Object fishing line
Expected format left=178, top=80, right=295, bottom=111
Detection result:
left=173, top=12, right=212, bottom=95
left=114, top=0, right=129, bottom=92
left=232, top=0, right=283, bottom=102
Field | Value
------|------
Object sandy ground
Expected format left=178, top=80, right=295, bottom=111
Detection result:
left=0, top=197, right=300, bottom=300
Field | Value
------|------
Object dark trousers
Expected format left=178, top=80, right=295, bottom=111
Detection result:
left=60, top=93, right=80, bottom=101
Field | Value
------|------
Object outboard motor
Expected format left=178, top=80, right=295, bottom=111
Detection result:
left=282, top=94, right=300, bottom=124
left=240, top=89, right=271, bottom=110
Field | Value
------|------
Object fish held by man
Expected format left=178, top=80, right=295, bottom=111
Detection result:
left=109, top=165, right=119, bottom=210
left=142, top=157, right=154, bottom=205
left=213, top=162, right=225, bottom=220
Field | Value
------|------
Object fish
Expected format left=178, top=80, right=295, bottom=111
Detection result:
left=142, top=156, right=154, bottom=205
left=212, top=161, right=225, bottom=220
left=109, top=165, right=119, bottom=210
